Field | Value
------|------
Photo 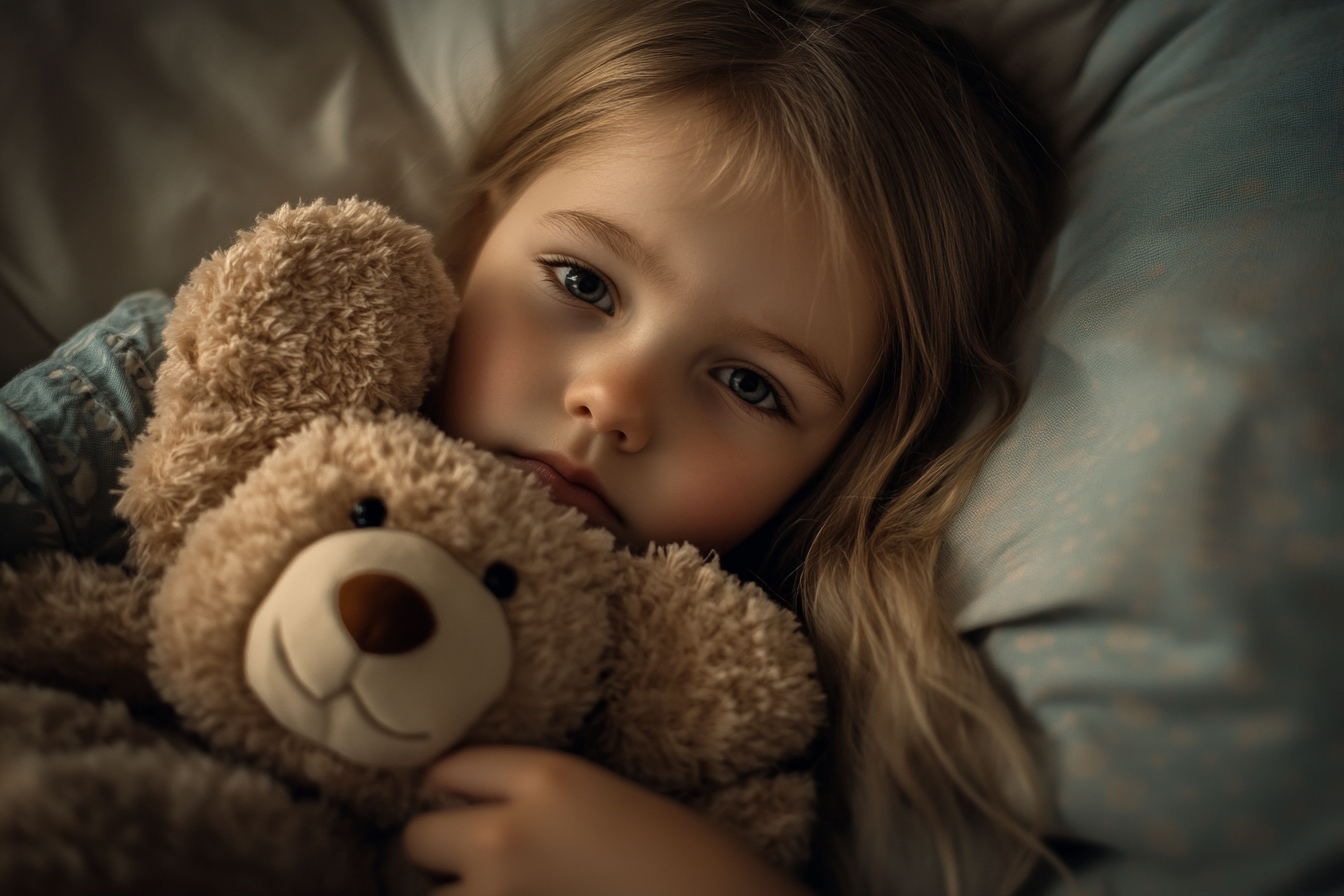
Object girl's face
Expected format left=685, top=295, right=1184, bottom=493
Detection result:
left=430, top=112, right=880, bottom=552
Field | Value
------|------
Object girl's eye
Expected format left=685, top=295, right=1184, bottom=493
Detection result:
left=553, top=263, right=615, bottom=314
left=713, top=367, right=782, bottom=413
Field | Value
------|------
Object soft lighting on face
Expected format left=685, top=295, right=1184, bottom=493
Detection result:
left=431, top=109, right=879, bottom=553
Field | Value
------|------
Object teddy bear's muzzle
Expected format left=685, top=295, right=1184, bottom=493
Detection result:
left=244, top=529, right=513, bottom=768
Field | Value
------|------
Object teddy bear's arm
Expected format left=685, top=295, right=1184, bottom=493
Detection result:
left=117, top=199, right=457, bottom=575
left=0, top=679, right=418, bottom=896
left=588, top=544, right=826, bottom=871
left=690, top=771, right=818, bottom=874
left=591, top=543, right=827, bottom=799
left=0, top=553, right=157, bottom=702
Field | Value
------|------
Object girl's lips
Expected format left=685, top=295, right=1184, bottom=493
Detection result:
left=505, top=454, right=623, bottom=531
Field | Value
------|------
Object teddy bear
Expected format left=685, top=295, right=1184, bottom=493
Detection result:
left=0, top=199, right=827, bottom=895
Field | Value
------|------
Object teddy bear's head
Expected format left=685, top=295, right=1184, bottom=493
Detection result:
left=147, top=410, right=621, bottom=825
left=106, top=198, right=623, bottom=824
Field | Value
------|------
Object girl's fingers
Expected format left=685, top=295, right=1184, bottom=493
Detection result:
left=403, top=802, right=504, bottom=875
left=405, top=747, right=813, bottom=896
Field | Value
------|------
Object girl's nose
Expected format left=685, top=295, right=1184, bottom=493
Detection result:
left=563, top=364, right=654, bottom=452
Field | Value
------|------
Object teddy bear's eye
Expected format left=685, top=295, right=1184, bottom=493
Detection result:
left=481, top=562, right=518, bottom=600
left=350, top=497, right=387, bottom=529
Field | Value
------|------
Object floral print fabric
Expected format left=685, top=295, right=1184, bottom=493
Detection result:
left=0, top=291, right=171, bottom=562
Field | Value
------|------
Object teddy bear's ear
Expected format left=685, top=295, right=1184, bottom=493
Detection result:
left=117, top=199, right=457, bottom=576
left=592, top=544, right=826, bottom=794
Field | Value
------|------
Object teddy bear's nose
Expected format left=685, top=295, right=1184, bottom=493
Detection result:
left=338, top=572, right=437, bottom=655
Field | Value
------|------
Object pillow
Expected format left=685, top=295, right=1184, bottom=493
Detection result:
left=0, top=0, right=563, bottom=382
left=915, top=0, right=1119, bottom=146
left=941, top=1, right=1344, bottom=892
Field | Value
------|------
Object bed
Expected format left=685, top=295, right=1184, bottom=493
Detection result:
left=2, top=0, right=1341, bottom=892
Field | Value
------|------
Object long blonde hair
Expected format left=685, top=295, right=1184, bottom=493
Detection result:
left=445, top=2, right=1056, bottom=893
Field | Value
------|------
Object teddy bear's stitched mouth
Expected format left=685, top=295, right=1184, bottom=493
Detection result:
left=271, top=621, right=429, bottom=743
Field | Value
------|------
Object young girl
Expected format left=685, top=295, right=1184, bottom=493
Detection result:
left=399, top=1, right=1055, bottom=895
left=0, top=0, right=1053, bottom=893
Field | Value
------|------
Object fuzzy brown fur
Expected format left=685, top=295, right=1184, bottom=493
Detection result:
left=0, top=681, right=399, bottom=896
left=119, top=198, right=456, bottom=578
left=0, top=199, right=825, bottom=894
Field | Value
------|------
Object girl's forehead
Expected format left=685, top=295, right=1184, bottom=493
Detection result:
left=539, top=124, right=850, bottom=284
left=542, top=109, right=853, bottom=274
left=553, top=103, right=815, bottom=214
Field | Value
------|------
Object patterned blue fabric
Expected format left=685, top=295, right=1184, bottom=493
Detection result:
left=0, top=291, right=171, bottom=563
left=943, top=1, right=1344, bottom=893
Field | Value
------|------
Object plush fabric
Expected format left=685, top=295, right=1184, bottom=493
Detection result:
left=943, top=1, right=1344, bottom=892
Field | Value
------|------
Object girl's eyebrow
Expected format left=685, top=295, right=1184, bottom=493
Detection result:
left=540, top=208, right=845, bottom=408
left=734, top=326, right=847, bottom=407
left=538, top=209, right=675, bottom=286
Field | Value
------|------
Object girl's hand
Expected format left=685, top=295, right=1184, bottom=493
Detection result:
left=402, top=745, right=812, bottom=896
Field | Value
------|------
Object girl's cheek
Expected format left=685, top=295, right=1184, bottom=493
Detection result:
left=439, top=303, right=546, bottom=440
left=646, top=445, right=800, bottom=552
